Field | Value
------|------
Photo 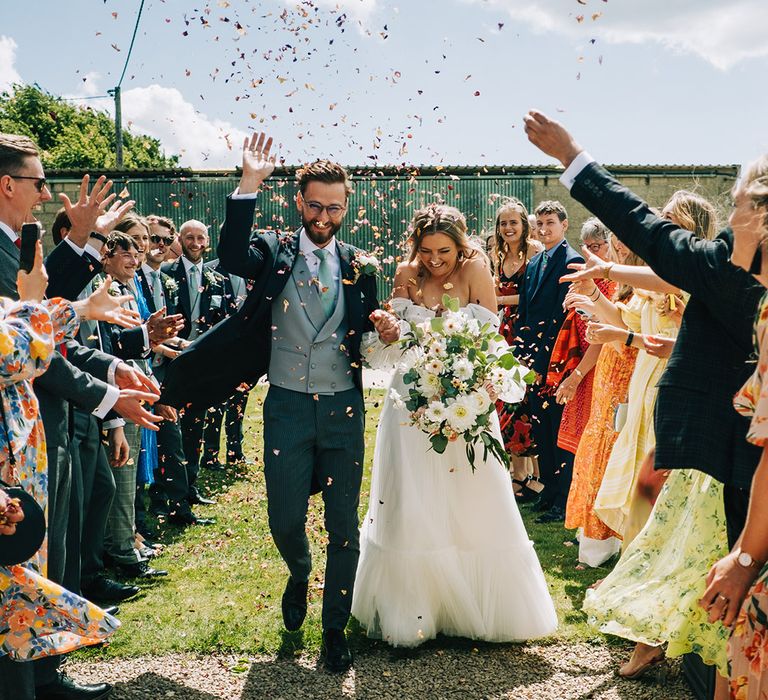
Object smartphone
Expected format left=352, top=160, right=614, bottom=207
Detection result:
left=19, top=222, right=42, bottom=273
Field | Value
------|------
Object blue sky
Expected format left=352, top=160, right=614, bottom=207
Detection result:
left=2, top=0, right=767, bottom=169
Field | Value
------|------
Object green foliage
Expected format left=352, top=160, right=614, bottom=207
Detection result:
left=0, top=84, right=179, bottom=170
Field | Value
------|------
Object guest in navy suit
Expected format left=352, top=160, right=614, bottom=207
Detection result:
left=513, top=201, right=584, bottom=522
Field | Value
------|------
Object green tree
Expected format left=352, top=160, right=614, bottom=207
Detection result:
left=0, top=84, right=180, bottom=169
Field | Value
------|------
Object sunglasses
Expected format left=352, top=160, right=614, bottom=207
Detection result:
left=150, top=234, right=174, bottom=245
left=10, top=175, right=47, bottom=192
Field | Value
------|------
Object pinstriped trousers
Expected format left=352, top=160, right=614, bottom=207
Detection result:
left=263, top=386, right=365, bottom=631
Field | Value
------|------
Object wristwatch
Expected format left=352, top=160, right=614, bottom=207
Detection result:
left=89, top=232, right=108, bottom=244
left=737, top=549, right=761, bottom=569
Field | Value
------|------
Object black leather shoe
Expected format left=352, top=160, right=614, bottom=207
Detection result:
left=321, top=628, right=353, bottom=673
left=535, top=506, right=566, bottom=524
left=114, top=560, right=168, bottom=579
left=103, top=605, right=119, bottom=616
left=189, top=493, right=216, bottom=506
left=532, top=495, right=554, bottom=512
left=36, top=673, right=112, bottom=700
left=168, top=509, right=216, bottom=526
left=281, top=577, right=308, bottom=631
left=202, top=461, right=226, bottom=472
left=82, top=574, right=140, bottom=604
left=150, top=502, right=170, bottom=517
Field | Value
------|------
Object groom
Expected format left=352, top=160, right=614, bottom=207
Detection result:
left=162, top=133, right=399, bottom=672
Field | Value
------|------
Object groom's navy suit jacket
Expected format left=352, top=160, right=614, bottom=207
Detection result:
left=570, top=161, right=763, bottom=490
left=513, top=239, right=583, bottom=378
left=160, top=196, right=380, bottom=409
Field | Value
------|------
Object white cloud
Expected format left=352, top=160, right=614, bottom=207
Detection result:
left=118, top=85, right=249, bottom=169
left=468, top=0, right=768, bottom=70
left=0, top=36, right=22, bottom=92
left=75, top=83, right=248, bottom=170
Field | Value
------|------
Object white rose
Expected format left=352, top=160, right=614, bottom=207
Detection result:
left=465, top=318, right=480, bottom=336
left=452, top=357, right=474, bottom=382
left=469, top=386, right=492, bottom=414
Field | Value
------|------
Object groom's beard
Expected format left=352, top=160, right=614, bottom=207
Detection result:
left=302, top=216, right=342, bottom=246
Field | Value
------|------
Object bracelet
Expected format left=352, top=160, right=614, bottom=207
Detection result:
left=604, top=262, right=614, bottom=280
left=589, top=286, right=601, bottom=301
left=625, top=330, right=635, bottom=347
left=89, top=232, right=108, bottom=244
left=573, top=368, right=584, bottom=379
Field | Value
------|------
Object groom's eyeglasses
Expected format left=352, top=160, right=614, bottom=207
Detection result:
left=9, top=175, right=47, bottom=192
left=302, top=200, right=346, bottom=217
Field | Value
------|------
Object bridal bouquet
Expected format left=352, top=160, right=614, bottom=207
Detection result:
left=395, top=295, right=534, bottom=471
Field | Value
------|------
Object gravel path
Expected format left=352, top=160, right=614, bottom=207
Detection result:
left=69, top=643, right=694, bottom=699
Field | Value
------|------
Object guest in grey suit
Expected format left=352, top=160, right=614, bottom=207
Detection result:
left=207, top=133, right=400, bottom=673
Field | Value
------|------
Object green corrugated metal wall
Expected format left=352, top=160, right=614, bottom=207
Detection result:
left=51, top=174, right=532, bottom=295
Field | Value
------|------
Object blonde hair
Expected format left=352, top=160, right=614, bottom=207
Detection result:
left=739, top=155, right=768, bottom=230
left=665, top=190, right=717, bottom=241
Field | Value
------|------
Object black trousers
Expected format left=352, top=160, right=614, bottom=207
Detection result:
left=527, top=384, right=573, bottom=508
left=67, top=410, right=116, bottom=590
left=202, top=390, right=249, bottom=464
left=180, top=407, right=206, bottom=499
left=263, top=387, right=364, bottom=630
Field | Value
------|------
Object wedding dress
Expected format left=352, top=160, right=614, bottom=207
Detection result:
left=352, top=298, right=558, bottom=647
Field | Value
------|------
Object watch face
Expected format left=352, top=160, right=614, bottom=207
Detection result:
left=738, top=552, right=754, bottom=567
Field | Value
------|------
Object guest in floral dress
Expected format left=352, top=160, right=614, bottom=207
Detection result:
left=701, top=153, right=768, bottom=700
left=0, top=297, right=119, bottom=662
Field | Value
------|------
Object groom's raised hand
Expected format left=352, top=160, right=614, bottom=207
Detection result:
left=239, top=131, right=278, bottom=195
left=523, top=110, right=584, bottom=169
left=370, top=309, right=400, bottom=344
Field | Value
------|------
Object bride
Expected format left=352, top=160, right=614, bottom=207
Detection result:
left=353, top=204, right=558, bottom=647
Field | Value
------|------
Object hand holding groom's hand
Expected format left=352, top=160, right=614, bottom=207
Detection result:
left=370, top=309, right=400, bottom=344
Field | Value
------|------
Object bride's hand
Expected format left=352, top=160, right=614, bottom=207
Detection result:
left=371, top=309, right=400, bottom=344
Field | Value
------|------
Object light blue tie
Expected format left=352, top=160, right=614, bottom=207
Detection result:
left=150, top=270, right=164, bottom=311
left=536, top=251, right=549, bottom=289
left=313, top=248, right=336, bottom=318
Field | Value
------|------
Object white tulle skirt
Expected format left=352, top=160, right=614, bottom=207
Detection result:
left=352, top=372, right=558, bottom=647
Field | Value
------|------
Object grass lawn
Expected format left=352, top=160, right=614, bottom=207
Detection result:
left=85, top=387, right=619, bottom=659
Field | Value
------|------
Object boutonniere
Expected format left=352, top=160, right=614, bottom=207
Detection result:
left=348, top=251, right=380, bottom=285
left=203, top=269, right=218, bottom=286
left=163, top=278, right=179, bottom=295
left=107, top=279, right=122, bottom=297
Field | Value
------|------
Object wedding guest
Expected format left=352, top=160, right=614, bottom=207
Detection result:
left=581, top=194, right=737, bottom=695
left=0, top=243, right=129, bottom=700
left=524, top=111, right=764, bottom=557
left=99, top=230, right=171, bottom=579
left=137, top=218, right=212, bottom=527
left=564, top=238, right=640, bottom=567
left=512, top=201, right=583, bottom=521
left=490, top=198, right=543, bottom=499
left=0, top=133, right=160, bottom=698
left=700, top=154, right=768, bottom=700
left=547, top=219, right=617, bottom=504
left=201, top=257, right=251, bottom=470
left=163, top=220, right=233, bottom=507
